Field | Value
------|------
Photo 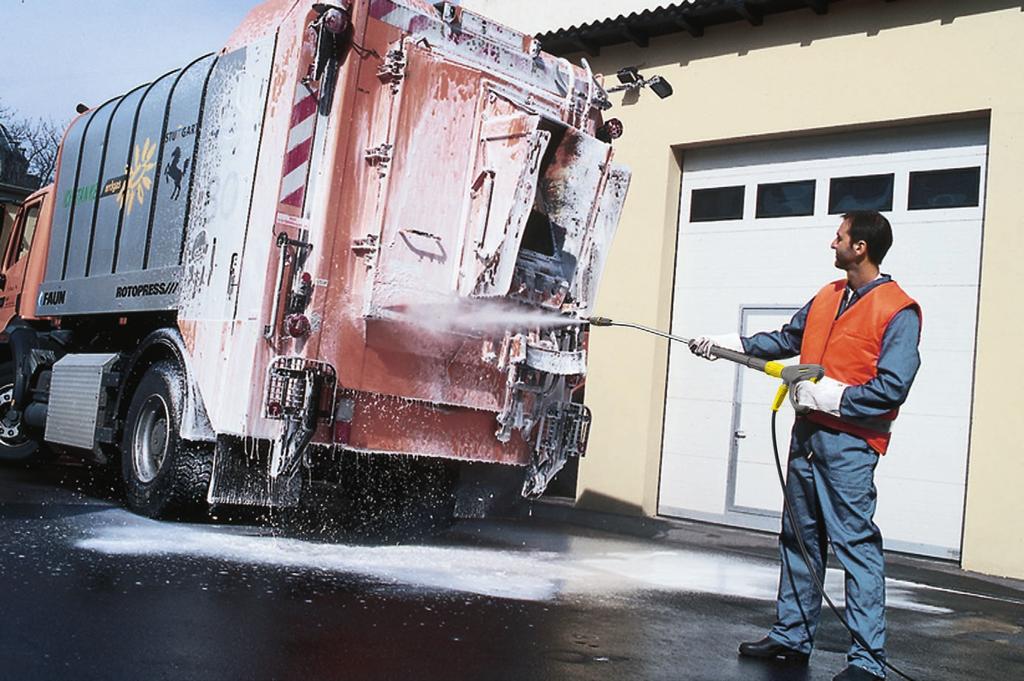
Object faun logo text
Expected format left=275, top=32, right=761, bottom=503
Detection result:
left=40, top=290, right=67, bottom=307
left=115, top=281, right=180, bottom=299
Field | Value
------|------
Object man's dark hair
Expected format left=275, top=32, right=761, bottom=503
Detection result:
left=843, top=211, right=893, bottom=265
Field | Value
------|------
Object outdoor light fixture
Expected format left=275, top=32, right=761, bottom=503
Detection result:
left=616, top=66, right=641, bottom=85
left=605, top=67, right=674, bottom=100
left=648, top=75, right=674, bottom=99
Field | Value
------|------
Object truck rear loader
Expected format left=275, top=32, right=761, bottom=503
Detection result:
left=0, top=0, right=630, bottom=525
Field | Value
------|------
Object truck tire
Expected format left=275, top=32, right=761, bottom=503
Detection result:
left=121, top=361, right=212, bottom=519
left=0, top=361, right=41, bottom=463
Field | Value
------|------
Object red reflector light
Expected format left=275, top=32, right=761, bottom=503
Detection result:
left=333, top=421, right=352, bottom=444
left=267, top=402, right=283, bottom=417
left=301, top=271, right=313, bottom=286
left=597, top=118, right=624, bottom=143
left=323, top=7, right=349, bottom=34
left=286, top=314, right=311, bottom=338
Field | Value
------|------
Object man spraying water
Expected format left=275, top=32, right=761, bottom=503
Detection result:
left=689, top=210, right=921, bottom=681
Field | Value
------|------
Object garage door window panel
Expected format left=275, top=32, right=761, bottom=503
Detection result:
left=908, top=166, right=981, bottom=210
left=689, top=186, right=744, bottom=222
left=828, top=173, right=894, bottom=213
left=756, top=180, right=815, bottom=218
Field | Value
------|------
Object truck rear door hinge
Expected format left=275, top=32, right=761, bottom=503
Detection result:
left=364, top=143, right=394, bottom=178
left=351, top=234, right=379, bottom=265
left=376, top=46, right=407, bottom=94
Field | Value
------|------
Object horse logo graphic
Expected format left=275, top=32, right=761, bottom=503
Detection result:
left=164, top=146, right=191, bottom=200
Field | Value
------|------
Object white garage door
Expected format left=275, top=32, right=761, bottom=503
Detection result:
left=659, top=119, right=988, bottom=560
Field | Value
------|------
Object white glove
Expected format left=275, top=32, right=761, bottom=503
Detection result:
left=790, top=376, right=848, bottom=417
left=689, top=333, right=744, bottom=361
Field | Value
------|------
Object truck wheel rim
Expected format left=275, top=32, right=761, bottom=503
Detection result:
left=133, top=394, right=170, bottom=483
left=0, top=384, right=28, bottom=447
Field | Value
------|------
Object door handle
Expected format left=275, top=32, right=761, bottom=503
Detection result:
left=227, top=253, right=239, bottom=297
left=734, top=430, right=747, bottom=439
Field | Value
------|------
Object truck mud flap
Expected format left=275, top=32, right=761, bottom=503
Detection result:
left=207, top=436, right=301, bottom=508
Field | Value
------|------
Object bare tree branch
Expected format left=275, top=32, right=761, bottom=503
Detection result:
left=0, top=98, right=65, bottom=188
left=13, top=118, right=61, bottom=185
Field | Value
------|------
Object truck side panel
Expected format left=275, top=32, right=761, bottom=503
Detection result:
left=44, top=112, right=88, bottom=278
left=88, top=85, right=148, bottom=278
left=36, top=55, right=218, bottom=317
left=67, top=100, right=118, bottom=281
left=178, top=35, right=279, bottom=437
left=150, top=55, right=219, bottom=271
left=114, top=71, right=179, bottom=274
left=180, top=43, right=273, bottom=318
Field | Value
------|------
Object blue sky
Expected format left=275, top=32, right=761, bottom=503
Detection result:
left=1, top=0, right=255, bottom=125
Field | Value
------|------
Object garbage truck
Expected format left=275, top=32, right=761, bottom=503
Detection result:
left=0, top=0, right=630, bottom=523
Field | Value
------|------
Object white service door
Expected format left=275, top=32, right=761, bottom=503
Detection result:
left=658, top=119, right=988, bottom=559
left=728, top=308, right=799, bottom=517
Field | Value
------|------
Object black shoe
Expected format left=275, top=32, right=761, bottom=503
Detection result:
left=833, top=665, right=884, bottom=680
left=737, top=636, right=810, bottom=664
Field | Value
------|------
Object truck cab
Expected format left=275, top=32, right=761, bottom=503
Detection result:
left=0, top=186, right=53, bottom=462
left=0, top=186, right=52, bottom=330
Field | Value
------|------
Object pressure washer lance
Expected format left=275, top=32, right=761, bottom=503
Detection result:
left=585, top=316, right=824, bottom=407
left=585, top=316, right=919, bottom=681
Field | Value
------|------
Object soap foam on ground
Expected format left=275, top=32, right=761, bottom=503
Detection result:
left=75, top=516, right=951, bottom=613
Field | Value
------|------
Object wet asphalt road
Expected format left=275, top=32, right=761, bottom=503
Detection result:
left=2, top=463, right=1023, bottom=681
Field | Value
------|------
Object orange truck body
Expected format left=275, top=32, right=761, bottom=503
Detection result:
left=0, top=0, right=629, bottom=512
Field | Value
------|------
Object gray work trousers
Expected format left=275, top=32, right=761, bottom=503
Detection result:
left=768, top=419, right=887, bottom=678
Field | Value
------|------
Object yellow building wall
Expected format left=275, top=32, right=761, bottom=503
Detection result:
left=530, top=1, right=1023, bottom=578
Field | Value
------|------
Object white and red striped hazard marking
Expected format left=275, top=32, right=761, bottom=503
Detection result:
left=279, top=89, right=318, bottom=209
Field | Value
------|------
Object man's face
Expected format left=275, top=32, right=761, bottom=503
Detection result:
left=831, top=219, right=861, bottom=269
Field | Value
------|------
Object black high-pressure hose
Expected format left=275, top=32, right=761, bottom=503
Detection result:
left=587, top=316, right=919, bottom=681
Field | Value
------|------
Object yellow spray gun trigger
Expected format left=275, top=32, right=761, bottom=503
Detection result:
left=768, top=363, right=826, bottom=412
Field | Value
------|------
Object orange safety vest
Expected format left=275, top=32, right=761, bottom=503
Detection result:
left=799, top=278, right=920, bottom=455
